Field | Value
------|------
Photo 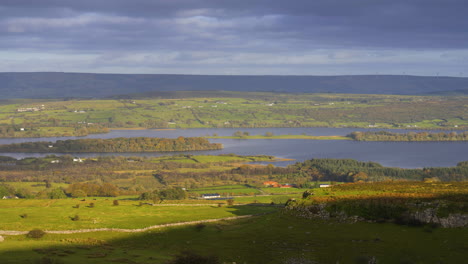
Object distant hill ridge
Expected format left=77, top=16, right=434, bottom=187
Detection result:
left=1, top=72, right=467, bottom=98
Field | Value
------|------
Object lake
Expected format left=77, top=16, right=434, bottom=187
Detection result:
left=0, top=127, right=466, bottom=168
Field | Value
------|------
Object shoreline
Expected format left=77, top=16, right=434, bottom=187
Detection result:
left=206, top=135, right=351, bottom=140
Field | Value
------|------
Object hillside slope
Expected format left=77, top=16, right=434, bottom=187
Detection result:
left=1, top=72, right=468, bottom=98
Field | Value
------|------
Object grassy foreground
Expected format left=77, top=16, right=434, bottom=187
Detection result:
left=0, top=182, right=466, bottom=263
left=0, top=199, right=276, bottom=231
left=0, top=212, right=466, bottom=264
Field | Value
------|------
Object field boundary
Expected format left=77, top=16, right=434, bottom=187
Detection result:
left=0, top=215, right=255, bottom=236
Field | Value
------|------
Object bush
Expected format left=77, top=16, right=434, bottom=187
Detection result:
left=88, top=203, right=94, bottom=208
left=302, top=190, right=314, bottom=199
left=71, top=215, right=80, bottom=221
left=194, top=223, right=206, bottom=232
left=20, top=213, right=28, bottom=218
left=27, top=229, right=46, bottom=239
left=166, top=251, right=219, bottom=264
left=226, top=199, right=234, bottom=206
left=48, top=188, right=66, bottom=199
left=113, top=200, right=119, bottom=206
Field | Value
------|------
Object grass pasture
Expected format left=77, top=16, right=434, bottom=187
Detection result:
left=0, top=182, right=466, bottom=263
left=260, top=187, right=310, bottom=194
left=190, top=185, right=262, bottom=196
left=2, top=182, right=69, bottom=195
left=1, top=93, right=467, bottom=138
left=0, top=199, right=276, bottom=231
left=0, top=212, right=466, bottom=264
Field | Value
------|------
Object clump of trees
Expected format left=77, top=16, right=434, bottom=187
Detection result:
left=139, top=188, right=187, bottom=202
left=0, top=137, right=223, bottom=153
left=66, top=183, right=120, bottom=197
left=232, top=131, right=250, bottom=137
left=48, top=188, right=67, bottom=199
left=0, top=155, right=467, bottom=201
left=293, top=158, right=468, bottom=182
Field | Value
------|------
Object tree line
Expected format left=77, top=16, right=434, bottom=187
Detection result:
left=0, top=137, right=223, bottom=152
left=292, top=158, right=468, bottom=182
left=348, top=131, right=468, bottom=141
left=0, top=156, right=466, bottom=198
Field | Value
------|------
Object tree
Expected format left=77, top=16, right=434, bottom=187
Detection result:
left=233, top=131, right=243, bottom=137
left=158, top=188, right=187, bottom=201
left=302, top=190, right=314, bottom=199
left=70, top=189, right=87, bottom=198
left=0, top=185, right=11, bottom=197
left=44, top=180, right=52, bottom=188
left=139, top=191, right=155, bottom=201
left=353, top=172, right=369, bottom=182
left=48, top=188, right=67, bottom=199
left=99, top=183, right=120, bottom=197
left=27, top=229, right=46, bottom=239
left=16, top=188, right=34, bottom=199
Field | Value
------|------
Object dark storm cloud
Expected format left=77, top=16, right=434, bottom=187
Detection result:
left=0, top=0, right=467, bottom=75
left=1, top=0, right=467, bottom=52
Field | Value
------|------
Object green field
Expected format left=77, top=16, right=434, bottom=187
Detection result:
left=259, top=187, right=310, bottom=194
left=0, top=182, right=466, bottom=263
left=0, top=199, right=276, bottom=231
left=2, top=182, right=69, bottom=195
left=1, top=93, right=467, bottom=138
left=191, top=185, right=262, bottom=195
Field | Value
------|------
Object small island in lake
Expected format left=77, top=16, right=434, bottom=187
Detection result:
left=348, top=131, right=468, bottom=141
left=206, top=130, right=468, bottom=141
left=0, top=137, right=223, bottom=153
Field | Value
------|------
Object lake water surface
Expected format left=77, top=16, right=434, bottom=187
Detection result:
left=0, top=127, right=466, bottom=168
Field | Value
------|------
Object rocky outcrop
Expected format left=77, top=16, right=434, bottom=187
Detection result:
left=286, top=202, right=467, bottom=228
left=411, top=209, right=468, bottom=228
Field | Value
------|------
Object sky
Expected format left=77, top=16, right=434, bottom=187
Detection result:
left=1, top=0, right=467, bottom=76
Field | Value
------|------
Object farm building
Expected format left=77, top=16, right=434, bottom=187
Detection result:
left=263, top=181, right=280, bottom=187
left=2, top=196, right=19, bottom=199
left=202, top=193, right=221, bottom=199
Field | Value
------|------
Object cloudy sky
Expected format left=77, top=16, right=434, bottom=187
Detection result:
left=1, top=0, right=467, bottom=76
